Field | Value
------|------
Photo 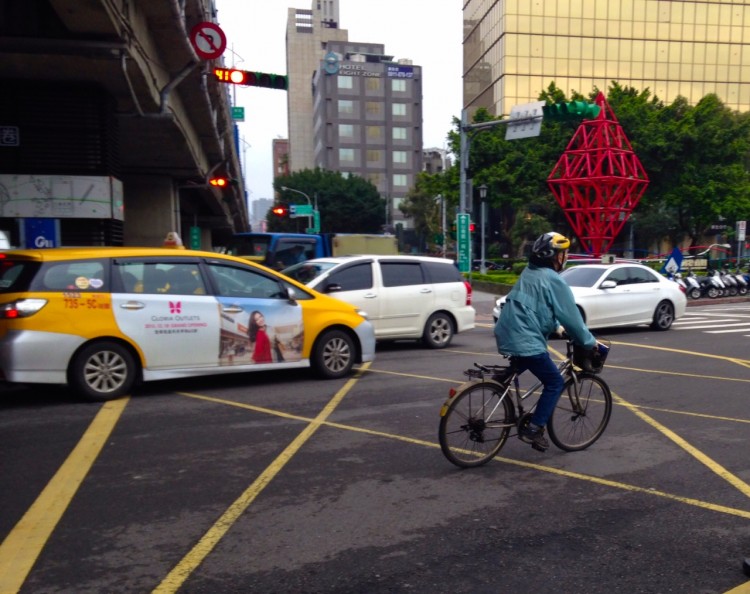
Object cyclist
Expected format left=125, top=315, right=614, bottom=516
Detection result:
left=494, top=231, right=597, bottom=452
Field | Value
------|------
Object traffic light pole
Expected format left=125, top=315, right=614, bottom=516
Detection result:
left=457, top=104, right=543, bottom=274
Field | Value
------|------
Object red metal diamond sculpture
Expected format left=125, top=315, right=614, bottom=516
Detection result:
left=547, top=91, right=649, bottom=257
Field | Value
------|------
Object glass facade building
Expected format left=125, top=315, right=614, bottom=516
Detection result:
left=463, top=0, right=750, bottom=118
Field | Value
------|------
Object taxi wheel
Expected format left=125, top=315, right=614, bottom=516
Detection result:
left=423, top=312, right=454, bottom=349
left=312, top=329, right=355, bottom=379
left=69, top=340, right=137, bottom=401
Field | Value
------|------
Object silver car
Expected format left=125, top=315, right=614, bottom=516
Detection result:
left=493, top=263, right=687, bottom=331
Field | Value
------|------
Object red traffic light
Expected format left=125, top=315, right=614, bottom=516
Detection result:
left=213, top=68, right=289, bottom=90
left=469, top=222, right=476, bottom=232
left=209, top=177, right=228, bottom=187
left=271, top=206, right=288, bottom=216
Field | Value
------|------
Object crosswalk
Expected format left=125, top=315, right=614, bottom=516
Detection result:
left=673, top=306, right=750, bottom=336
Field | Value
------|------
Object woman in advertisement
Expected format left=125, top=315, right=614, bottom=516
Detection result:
left=248, top=310, right=272, bottom=363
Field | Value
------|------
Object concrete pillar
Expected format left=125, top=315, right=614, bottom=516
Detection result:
left=122, top=175, right=179, bottom=246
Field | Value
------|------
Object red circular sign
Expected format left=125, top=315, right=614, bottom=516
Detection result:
left=189, top=22, right=227, bottom=60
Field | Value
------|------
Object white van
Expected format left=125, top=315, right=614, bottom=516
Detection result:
left=283, top=255, right=476, bottom=348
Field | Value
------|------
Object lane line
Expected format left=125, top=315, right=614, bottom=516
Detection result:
left=0, top=397, right=129, bottom=594
left=174, top=389, right=750, bottom=520
left=152, top=363, right=371, bottom=594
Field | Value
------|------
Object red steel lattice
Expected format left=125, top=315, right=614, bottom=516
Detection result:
left=547, top=91, right=649, bottom=257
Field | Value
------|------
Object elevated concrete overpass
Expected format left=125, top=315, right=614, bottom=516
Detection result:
left=0, top=0, right=247, bottom=248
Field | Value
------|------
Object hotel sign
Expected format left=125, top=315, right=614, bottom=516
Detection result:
left=338, top=64, right=381, bottom=77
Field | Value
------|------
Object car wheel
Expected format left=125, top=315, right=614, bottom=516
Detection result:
left=650, top=300, right=675, bottom=331
left=423, top=312, right=454, bottom=349
left=312, top=329, right=355, bottom=379
left=69, top=340, right=137, bottom=401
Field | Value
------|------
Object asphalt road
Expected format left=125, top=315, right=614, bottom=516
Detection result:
left=1, top=301, right=750, bottom=593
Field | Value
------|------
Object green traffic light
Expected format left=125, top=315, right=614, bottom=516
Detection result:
left=543, top=100, right=601, bottom=121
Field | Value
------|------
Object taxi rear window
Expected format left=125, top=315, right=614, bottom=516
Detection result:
left=28, top=260, right=108, bottom=292
left=0, top=258, right=40, bottom=293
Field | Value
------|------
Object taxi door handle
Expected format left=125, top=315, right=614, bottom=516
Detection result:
left=363, top=293, right=377, bottom=299
left=222, top=305, right=243, bottom=314
left=120, top=301, right=145, bottom=310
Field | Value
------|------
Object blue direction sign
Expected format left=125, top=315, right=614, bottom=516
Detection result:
left=457, top=213, right=471, bottom=273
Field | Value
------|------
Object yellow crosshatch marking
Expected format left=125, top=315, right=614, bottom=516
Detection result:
left=0, top=341, right=749, bottom=593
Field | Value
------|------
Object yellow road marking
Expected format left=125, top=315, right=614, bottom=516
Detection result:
left=0, top=397, right=129, bottom=594
left=610, top=390, right=750, bottom=499
left=174, top=390, right=750, bottom=520
left=152, top=363, right=371, bottom=594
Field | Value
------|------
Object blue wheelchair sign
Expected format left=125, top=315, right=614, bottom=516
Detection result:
left=660, top=247, right=683, bottom=275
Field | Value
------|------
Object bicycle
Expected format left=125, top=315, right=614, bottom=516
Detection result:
left=438, top=339, right=612, bottom=468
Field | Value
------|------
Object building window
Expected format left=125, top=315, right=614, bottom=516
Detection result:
left=366, top=149, right=381, bottom=163
left=392, top=103, right=407, bottom=116
left=392, top=127, right=407, bottom=140
left=393, top=174, right=408, bottom=186
left=391, top=79, right=406, bottom=92
left=338, top=99, right=354, bottom=114
left=366, top=78, right=381, bottom=91
left=365, top=101, right=382, bottom=116
left=339, top=148, right=354, bottom=162
left=366, top=125, right=382, bottom=139
left=339, top=124, right=354, bottom=138
left=337, top=76, right=353, bottom=89
left=393, top=151, right=407, bottom=164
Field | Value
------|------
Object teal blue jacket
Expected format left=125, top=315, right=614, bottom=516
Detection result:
left=495, top=263, right=596, bottom=356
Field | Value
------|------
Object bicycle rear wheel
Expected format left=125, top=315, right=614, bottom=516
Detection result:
left=547, top=373, right=612, bottom=451
left=438, top=381, right=514, bottom=468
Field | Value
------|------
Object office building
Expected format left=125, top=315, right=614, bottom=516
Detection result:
left=463, top=0, right=750, bottom=118
left=312, top=41, right=423, bottom=226
left=286, top=2, right=348, bottom=173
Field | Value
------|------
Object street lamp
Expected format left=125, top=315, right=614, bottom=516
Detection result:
left=696, top=243, right=731, bottom=257
left=280, top=185, right=313, bottom=231
left=478, top=185, right=488, bottom=274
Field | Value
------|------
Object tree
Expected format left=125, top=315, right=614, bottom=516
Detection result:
left=269, top=168, right=386, bottom=233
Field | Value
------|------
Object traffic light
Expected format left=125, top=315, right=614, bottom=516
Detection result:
left=213, top=68, right=289, bottom=90
left=271, top=205, right=288, bottom=216
left=543, top=100, right=601, bottom=121
left=469, top=222, right=476, bottom=232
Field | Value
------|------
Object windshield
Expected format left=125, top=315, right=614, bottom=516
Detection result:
left=225, top=236, right=270, bottom=260
left=282, top=261, right=339, bottom=285
left=560, top=266, right=605, bottom=288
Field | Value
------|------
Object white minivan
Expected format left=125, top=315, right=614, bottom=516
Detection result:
left=283, top=255, right=476, bottom=348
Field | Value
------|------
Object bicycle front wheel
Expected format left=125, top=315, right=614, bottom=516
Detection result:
left=438, top=381, right=514, bottom=468
left=547, top=374, right=612, bottom=451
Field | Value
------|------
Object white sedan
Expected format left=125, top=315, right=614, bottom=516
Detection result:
left=492, top=263, right=687, bottom=331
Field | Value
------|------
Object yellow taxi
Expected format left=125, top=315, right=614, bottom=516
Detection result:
left=0, top=246, right=375, bottom=401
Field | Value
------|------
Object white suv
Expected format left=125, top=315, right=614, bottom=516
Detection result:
left=283, top=255, right=475, bottom=348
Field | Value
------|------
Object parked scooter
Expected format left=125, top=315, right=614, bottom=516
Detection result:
left=733, top=267, right=748, bottom=295
left=684, top=269, right=703, bottom=300
left=701, top=268, right=725, bottom=299
left=720, top=267, right=739, bottom=297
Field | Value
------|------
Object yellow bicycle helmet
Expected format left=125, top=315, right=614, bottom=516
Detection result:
left=531, top=232, right=570, bottom=270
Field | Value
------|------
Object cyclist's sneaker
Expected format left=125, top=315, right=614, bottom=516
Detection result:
left=519, top=423, right=549, bottom=452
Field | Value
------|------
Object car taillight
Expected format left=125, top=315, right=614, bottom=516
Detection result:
left=0, top=299, right=48, bottom=319
left=463, top=280, right=472, bottom=305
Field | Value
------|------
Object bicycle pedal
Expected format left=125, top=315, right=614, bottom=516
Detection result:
left=531, top=442, right=547, bottom=452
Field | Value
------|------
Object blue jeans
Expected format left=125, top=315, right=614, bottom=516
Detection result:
left=514, top=352, right=565, bottom=428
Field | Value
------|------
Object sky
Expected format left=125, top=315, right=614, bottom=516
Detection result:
left=214, top=0, right=462, bottom=209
